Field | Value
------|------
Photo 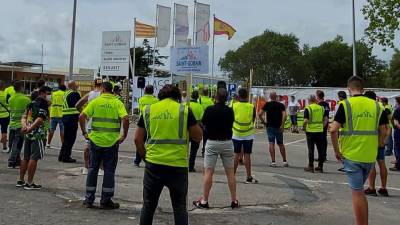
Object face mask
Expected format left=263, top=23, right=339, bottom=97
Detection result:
left=46, top=95, right=51, bottom=101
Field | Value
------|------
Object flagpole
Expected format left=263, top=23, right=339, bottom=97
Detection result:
left=173, top=3, right=176, bottom=46
left=152, top=5, right=159, bottom=78
left=211, top=14, right=215, bottom=78
left=193, top=0, right=197, bottom=46
left=133, top=18, right=137, bottom=79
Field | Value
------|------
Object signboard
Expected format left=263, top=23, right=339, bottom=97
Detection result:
left=170, top=46, right=209, bottom=74
left=100, top=31, right=131, bottom=77
left=131, top=76, right=172, bottom=110
left=228, top=83, right=237, bottom=95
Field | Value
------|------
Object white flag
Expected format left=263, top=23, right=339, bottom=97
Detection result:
left=195, top=2, right=210, bottom=46
left=174, top=4, right=189, bottom=46
left=156, top=5, right=171, bottom=47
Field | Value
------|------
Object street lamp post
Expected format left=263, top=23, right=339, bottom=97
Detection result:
left=352, top=0, right=357, bottom=76
left=68, top=0, right=78, bottom=81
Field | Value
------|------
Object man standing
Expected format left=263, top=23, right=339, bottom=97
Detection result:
left=7, top=82, right=31, bottom=168
left=0, top=81, right=10, bottom=152
left=59, top=80, right=81, bottom=163
left=188, top=91, right=204, bottom=172
left=135, top=84, right=202, bottom=225
left=316, top=90, right=330, bottom=162
left=331, top=76, right=387, bottom=225
left=303, top=95, right=328, bottom=173
left=193, top=88, right=239, bottom=209
left=17, top=86, right=50, bottom=189
left=199, top=88, right=214, bottom=157
left=288, top=96, right=300, bottom=133
left=80, top=82, right=129, bottom=209
left=391, top=97, right=400, bottom=172
left=134, top=85, right=159, bottom=167
left=46, top=84, right=66, bottom=148
left=380, top=97, right=394, bottom=156
left=232, top=88, right=257, bottom=183
left=258, top=92, right=288, bottom=167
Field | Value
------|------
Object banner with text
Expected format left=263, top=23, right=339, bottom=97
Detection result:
left=131, top=76, right=172, bottom=110
left=170, top=46, right=209, bottom=74
left=100, top=31, right=131, bottom=77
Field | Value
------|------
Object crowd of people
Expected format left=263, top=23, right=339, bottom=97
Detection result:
left=0, top=76, right=400, bottom=225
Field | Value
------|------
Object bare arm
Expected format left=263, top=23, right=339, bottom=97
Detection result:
left=323, top=116, right=329, bottom=128
left=378, top=124, right=389, bottom=147
left=280, top=110, right=286, bottom=131
left=134, top=127, right=146, bottom=159
left=189, top=124, right=203, bottom=143
left=303, top=118, right=308, bottom=131
left=75, top=93, right=89, bottom=111
left=330, top=121, right=343, bottom=162
left=118, top=116, right=129, bottom=144
left=79, top=112, right=89, bottom=139
left=257, top=110, right=266, bottom=125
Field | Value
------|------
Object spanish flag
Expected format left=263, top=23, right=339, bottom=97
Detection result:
left=214, top=16, right=236, bottom=40
left=135, top=20, right=156, bottom=38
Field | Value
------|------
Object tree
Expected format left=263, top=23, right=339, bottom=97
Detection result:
left=129, top=39, right=168, bottom=78
left=362, top=0, right=400, bottom=49
left=218, top=30, right=311, bottom=86
left=385, top=49, right=400, bottom=88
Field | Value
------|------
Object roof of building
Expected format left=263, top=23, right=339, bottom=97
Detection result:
left=0, top=61, right=43, bottom=68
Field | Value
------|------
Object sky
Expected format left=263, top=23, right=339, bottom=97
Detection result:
left=0, top=0, right=399, bottom=76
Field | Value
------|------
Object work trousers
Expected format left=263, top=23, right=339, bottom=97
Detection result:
left=189, top=139, right=200, bottom=170
left=394, top=129, right=400, bottom=170
left=85, top=141, right=119, bottom=204
left=59, top=115, right=78, bottom=161
left=8, top=128, right=24, bottom=166
left=321, top=128, right=328, bottom=161
left=306, top=132, right=325, bottom=168
left=140, top=162, right=188, bottom=225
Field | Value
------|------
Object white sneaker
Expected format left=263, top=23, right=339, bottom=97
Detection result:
left=270, top=162, right=277, bottom=168
left=98, top=169, right=104, bottom=176
left=2, top=147, right=9, bottom=153
left=283, top=162, right=289, bottom=167
left=82, top=167, right=88, bottom=175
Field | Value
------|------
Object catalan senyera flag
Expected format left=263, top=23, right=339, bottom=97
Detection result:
left=135, top=20, right=156, bottom=38
left=214, top=16, right=236, bottom=40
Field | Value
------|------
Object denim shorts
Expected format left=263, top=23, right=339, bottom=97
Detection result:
left=290, top=115, right=297, bottom=125
left=343, top=159, right=374, bottom=190
left=50, top=117, right=64, bottom=132
left=267, top=127, right=283, bottom=145
left=376, top=147, right=385, bottom=161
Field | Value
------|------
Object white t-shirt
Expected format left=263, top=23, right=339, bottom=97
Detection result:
left=86, top=90, right=101, bottom=130
left=288, top=100, right=299, bottom=115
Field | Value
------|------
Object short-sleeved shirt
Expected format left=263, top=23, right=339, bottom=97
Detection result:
left=25, top=97, right=49, bottom=140
left=202, top=103, right=234, bottom=140
left=288, top=100, right=299, bottom=116
left=262, top=101, right=286, bottom=128
left=83, top=93, right=128, bottom=147
left=137, top=108, right=197, bottom=129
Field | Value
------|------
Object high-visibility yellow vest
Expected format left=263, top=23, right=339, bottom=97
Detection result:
left=199, top=96, right=214, bottom=110
left=138, top=95, right=158, bottom=115
left=232, top=102, right=255, bottom=137
left=144, top=98, right=189, bottom=168
left=188, top=101, right=204, bottom=121
left=0, top=91, right=9, bottom=118
left=85, top=93, right=126, bottom=147
left=384, top=104, right=394, bottom=128
left=9, top=93, right=31, bottom=129
left=305, top=103, right=324, bottom=133
left=62, top=90, right=80, bottom=116
left=5, top=86, right=16, bottom=97
left=50, top=90, right=65, bottom=118
left=339, top=96, right=382, bottom=163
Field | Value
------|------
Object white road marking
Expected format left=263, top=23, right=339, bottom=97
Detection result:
left=285, top=138, right=306, bottom=146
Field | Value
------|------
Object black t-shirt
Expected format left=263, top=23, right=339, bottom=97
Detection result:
left=318, top=101, right=330, bottom=115
left=202, top=103, right=234, bottom=140
left=137, top=109, right=197, bottom=130
left=262, top=101, right=286, bottom=128
left=334, top=98, right=388, bottom=126
left=66, top=91, right=81, bottom=108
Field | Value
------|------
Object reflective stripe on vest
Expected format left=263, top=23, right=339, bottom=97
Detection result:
left=339, top=99, right=380, bottom=136
left=62, top=90, right=79, bottom=115
left=91, top=117, right=120, bottom=133
left=232, top=102, right=255, bottom=136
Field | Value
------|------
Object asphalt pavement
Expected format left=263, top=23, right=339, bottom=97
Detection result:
left=1, top=127, right=399, bottom=225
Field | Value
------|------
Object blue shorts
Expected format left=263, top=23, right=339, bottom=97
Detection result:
left=290, top=115, right=297, bottom=125
left=267, top=127, right=283, bottom=145
left=376, top=147, right=385, bottom=161
left=50, top=117, right=64, bottom=132
left=232, top=139, right=253, bottom=154
left=343, top=159, right=374, bottom=190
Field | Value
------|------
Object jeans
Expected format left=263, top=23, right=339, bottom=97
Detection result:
left=59, top=115, right=78, bottom=161
left=343, top=159, right=374, bottom=190
left=140, top=162, right=188, bottom=225
left=189, top=139, right=200, bottom=170
left=85, top=141, right=119, bottom=204
left=8, top=128, right=24, bottom=166
left=306, top=132, right=325, bottom=168
left=394, top=129, right=400, bottom=169
left=385, top=129, right=393, bottom=155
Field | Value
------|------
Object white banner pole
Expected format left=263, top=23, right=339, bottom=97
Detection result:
left=192, top=0, right=197, bottom=46
left=211, top=14, right=215, bottom=78
left=152, top=5, right=159, bottom=78
left=173, top=3, right=176, bottom=46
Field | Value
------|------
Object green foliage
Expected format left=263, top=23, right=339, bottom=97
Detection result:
left=362, top=0, right=400, bottom=49
left=385, top=49, right=400, bottom=88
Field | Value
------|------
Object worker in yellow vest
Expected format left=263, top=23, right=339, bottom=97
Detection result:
left=188, top=90, right=204, bottom=172
left=79, top=82, right=129, bottom=209
left=232, top=88, right=257, bottom=183
left=46, top=85, right=66, bottom=148
left=0, top=81, right=10, bottom=152
left=59, top=80, right=81, bottom=163
left=303, top=95, right=328, bottom=173
left=331, top=76, right=388, bottom=225
left=134, top=85, right=159, bottom=167
left=5, top=81, right=16, bottom=98
left=134, top=84, right=202, bottom=225
left=199, top=88, right=214, bottom=157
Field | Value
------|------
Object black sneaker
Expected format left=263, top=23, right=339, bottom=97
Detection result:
left=189, top=168, right=196, bottom=173
left=231, top=200, right=240, bottom=209
left=24, top=183, right=42, bottom=190
left=61, top=158, right=77, bottom=163
left=364, top=188, right=377, bottom=196
left=314, top=167, right=323, bottom=173
left=245, top=176, right=259, bottom=184
left=7, top=163, right=16, bottom=169
left=82, top=200, right=94, bottom=208
left=304, top=166, right=314, bottom=173
left=193, top=199, right=209, bottom=209
left=16, top=180, right=26, bottom=187
left=100, top=200, right=120, bottom=210
left=378, top=188, right=389, bottom=197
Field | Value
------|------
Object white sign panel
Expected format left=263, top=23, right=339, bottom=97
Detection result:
left=195, top=2, right=210, bottom=46
left=174, top=4, right=189, bottom=46
left=100, top=31, right=131, bottom=77
left=131, top=76, right=172, bottom=110
left=170, top=46, right=209, bottom=74
left=156, top=5, right=171, bottom=47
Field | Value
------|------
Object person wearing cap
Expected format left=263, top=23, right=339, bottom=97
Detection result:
left=76, top=78, right=103, bottom=175
left=336, top=91, right=347, bottom=172
left=46, top=84, right=66, bottom=148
